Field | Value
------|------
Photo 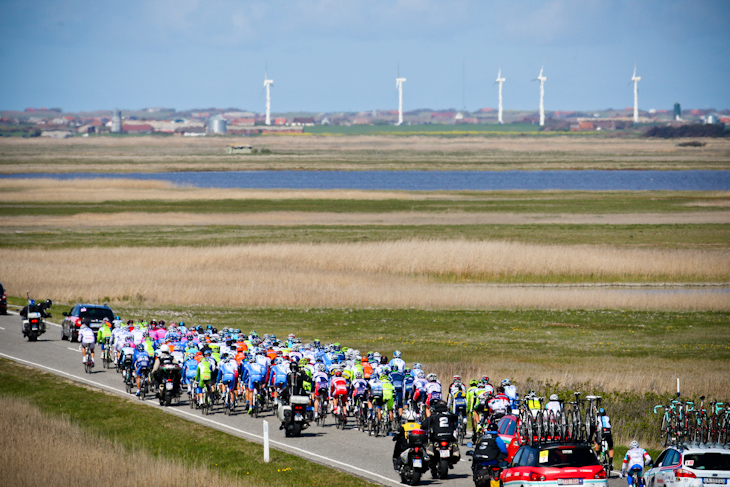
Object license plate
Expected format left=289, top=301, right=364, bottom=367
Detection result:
left=440, top=449, right=450, bottom=458
left=558, top=480, right=583, bottom=485
left=413, top=459, right=422, bottom=468
left=32, top=325, right=38, bottom=330
left=704, top=479, right=727, bottom=484
left=294, top=414, right=303, bottom=421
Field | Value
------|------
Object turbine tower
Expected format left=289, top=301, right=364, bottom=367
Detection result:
left=496, top=68, right=506, bottom=125
left=395, top=75, right=406, bottom=126
left=631, top=64, right=641, bottom=124
left=534, top=65, right=547, bottom=126
left=263, top=72, right=274, bottom=126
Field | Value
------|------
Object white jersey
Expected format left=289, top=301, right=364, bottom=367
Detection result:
left=488, top=397, right=507, bottom=414
left=425, top=381, right=442, bottom=395
left=132, top=329, right=145, bottom=344
left=389, top=357, right=406, bottom=372
left=79, top=327, right=96, bottom=344
left=624, top=448, right=650, bottom=471
left=504, top=385, right=518, bottom=401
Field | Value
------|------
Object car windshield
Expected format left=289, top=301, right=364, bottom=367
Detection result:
left=684, top=453, right=730, bottom=471
left=79, top=307, right=114, bottom=321
left=521, top=446, right=599, bottom=468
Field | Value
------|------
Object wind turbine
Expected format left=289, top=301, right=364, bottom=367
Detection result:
left=631, top=64, right=641, bottom=124
left=533, top=65, right=547, bottom=126
left=495, top=68, right=506, bottom=125
left=395, top=72, right=406, bottom=126
left=263, top=71, right=274, bottom=126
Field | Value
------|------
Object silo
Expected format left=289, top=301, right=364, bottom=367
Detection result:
left=208, top=117, right=227, bottom=134
left=674, top=103, right=681, bottom=121
left=111, top=109, right=122, bottom=133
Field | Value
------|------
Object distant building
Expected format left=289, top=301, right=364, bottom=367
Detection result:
left=226, top=145, right=252, bottom=154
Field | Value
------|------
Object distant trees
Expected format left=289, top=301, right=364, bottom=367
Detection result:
left=644, top=124, right=728, bottom=138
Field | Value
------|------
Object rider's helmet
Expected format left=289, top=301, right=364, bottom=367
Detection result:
left=372, top=351, right=381, bottom=361
left=381, top=365, right=391, bottom=375
left=221, top=352, right=230, bottom=360
left=550, top=394, right=558, bottom=401
left=316, top=363, right=326, bottom=373
left=413, top=362, right=422, bottom=370
left=630, top=440, right=639, bottom=449
left=203, top=349, right=212, bottom=358
left=333, top=342, right=341, bottom=352
left=136, top=344, right=145, bottom=351
left=313, top=338, right=320, bottom=347
left=342, top=370, right=352, bottom=381
left=427, top=373, right=437, bottom=382
left=416, top=370, right=425, bottom=379
left=483, top=376, right=490, bottom=383
left=29, top=299, right=36, bottom=305
left=599, top=407, right=606, bottom=415
left=274, top=357, right=283, bottom=365
left=404, top=368, right=411, bottom=376
left=334, top=369, right=343, bottom=377
left=159, top=344, right=170, bottom=353
left=185, top=352, right=194, bottom=360
left=470, top=379, right=478, bottom=387
left=453, top=374, right=461, bottom=383
left=379, top=374, right=389, bottom=382
left=403, top=409, right=418, bottom=422
left=502, top=379, right=511, bottom=387
left=355, top=371, right=364, bottom=379
left=393, top=350, right=402, bottom=358
left=45, top=299, right=53, bottom=307
left=299, top=358, right=308, bottom=367
left=248, top=355, right=257, bottom=363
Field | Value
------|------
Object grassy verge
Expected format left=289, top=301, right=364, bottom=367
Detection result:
left=1, top=223, right=728, bottom=250
left=0, top=359, right=374, bottom=487
left=2, top=191, right=728, bottom=216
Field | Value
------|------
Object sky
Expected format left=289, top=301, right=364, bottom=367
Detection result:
left=1, top=0, right=729, bottom=114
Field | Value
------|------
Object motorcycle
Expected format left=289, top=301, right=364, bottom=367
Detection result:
left=397, top=428, right=430, bottom=486
left=429, top=438, right=460, bottom=480
left=277, top=394, right=310, bottom=437
left=157, top=362, right=182, bottom=406
left=20, top=295, right=52, bottom=342
left=467, top=436, right=507, bottom=487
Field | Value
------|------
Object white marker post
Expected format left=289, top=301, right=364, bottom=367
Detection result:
left=263, top=420, right=270, bottom=463
left=677, top=378, right=680, bottom=398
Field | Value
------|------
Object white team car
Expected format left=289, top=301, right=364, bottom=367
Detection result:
left=644, top=445, right=730, bottom=487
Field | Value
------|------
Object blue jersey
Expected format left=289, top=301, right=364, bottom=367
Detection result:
left=182, top=358, right=198, bottom=381
left=390, top=370, right=405, bottom=391
left=270, top=365, right=289, bottom=386
left=133, top=350, right=150, bottom=368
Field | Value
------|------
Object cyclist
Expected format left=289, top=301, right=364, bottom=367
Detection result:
left=411, top=370, right=428, bottom=416
left=96, top=319, right=112, bottom=363
left=389, top=365, right=405, bottom=418
left=330, top=369, right=349, bottom=417
left=620, top=440, right=652, bottom=486
left=381, top=373, right=396, bottom=428
left=502, top=379, right=519, bottom=412
left=593, top=408, right=615, bottom=471
left=368, top=373, right=385, bottom=424
left=351, top=370, right=368, bottom=416
left=269, top=357, right=289, bottom=407
left=79, top=322, right=96, bottom=366
left=217, top=352, right=239, bottom=410
left=424, top=373, right=442, bottom=417
left=311, top=363, right=329, bottom=419
left=181, top=351, right=199, bottom=396
left=389, top=350, right=406, bottom=372
left=133, top=343, right=151, bottom=396
left=243, top=355, right=267, bottom=413
left=195, top=349, right=216, bottom=407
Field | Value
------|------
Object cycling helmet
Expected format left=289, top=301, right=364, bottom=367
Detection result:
left=299, top=358, right=308, bottom=366
left=343, top=370, right=352, bottom=380
left=221, top=352, right=230, bottom=360
left=334, top=369, right=343, bottom=377
left=630, top=440, right=639, bottom=449
left=427, top=373, right=437, bottom=382
left=404, top=368, right=411, bottom=376
left=381, top=365, right=391, bottom=375
left=316, top=363, right=326, bottom=373
left=274, top=357, right=283, bottom=365
left=470, top=379, right=478, bottom=387
left=416, top=370, right=425, bottom=379
left=203, top=349, right=212, bottom=357
left=502, top=379, right=511, bottom=386
left=599, top=407, right=606, bottom=414
left=313, top=339, right=320, bottom=348
left=403, top=409, right=418, bottom=422
left=550, top=394, right=558, bottom=401
left=136, top=344, right=145, bottom=351
left=483, top=376, right=490, bottom=383
left=355, top=371, right=364, bottom=379
left=159, top=344, right=170, bottom=353
left=413, top=362, right=422, bottom=370
left=393, top=350, right=402, bottom=358
left=248, top=355, right=257, bottom=363
left=372, top=351, right=380, bottom=360
left=379, top=374, right=389, bottom=381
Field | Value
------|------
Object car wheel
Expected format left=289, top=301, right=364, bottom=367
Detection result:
left=61, top=326, right=68, bottom=340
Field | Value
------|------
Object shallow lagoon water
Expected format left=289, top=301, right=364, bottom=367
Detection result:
left=6, top=170, right=730, bottom=191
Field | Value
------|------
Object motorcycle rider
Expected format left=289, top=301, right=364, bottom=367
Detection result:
left=151, top=343, right=180, bottom=394
left=392, top=408, right=423, bottom=471
left=423, top=400, right=459, bottom=470
left=471, top=421, right=508, bottom=485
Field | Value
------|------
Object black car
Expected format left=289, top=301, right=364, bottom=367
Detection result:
left=0, top=282, right=6, bottom=314
left=61, top=303, right=114, bottom=342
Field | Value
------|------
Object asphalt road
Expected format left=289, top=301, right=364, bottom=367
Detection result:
left=0, top=311, right=625, bottom=487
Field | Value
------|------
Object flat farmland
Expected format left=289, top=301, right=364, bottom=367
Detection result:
left=1, top=134, right=729, bottom=411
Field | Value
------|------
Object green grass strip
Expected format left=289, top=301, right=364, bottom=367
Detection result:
left=0, top=358, right=374, bottom=487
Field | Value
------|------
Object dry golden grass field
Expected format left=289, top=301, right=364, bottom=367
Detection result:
left=1, top=134, right=730, bottom=172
